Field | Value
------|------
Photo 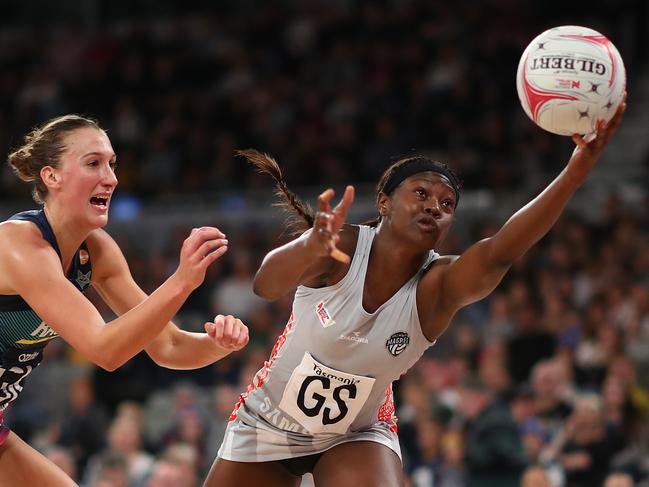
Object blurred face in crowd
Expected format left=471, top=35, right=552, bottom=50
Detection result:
left=378, top=172, right=456, bottom=250
left=570, top=398, right=605, bottom=444
left=604, top=473, right=634, bottom=487
left=44, top=127, right=117, bottom=228
left=108, top=417, right=142, bottom=453
left=146, top=461, right=186, bottom=487
left=521, top=467, right=552, bottom=487
left=458, top=387, right=489, bottom=419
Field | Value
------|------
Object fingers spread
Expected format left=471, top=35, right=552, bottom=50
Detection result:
left=318, top=188, right=334, bottom=213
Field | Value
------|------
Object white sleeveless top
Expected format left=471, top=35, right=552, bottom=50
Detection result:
left=219, top=225, right=437, bottom=462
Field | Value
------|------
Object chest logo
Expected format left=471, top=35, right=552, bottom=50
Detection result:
left=76, top=270, right=92, bottom=290
left=386, top=332, right=410, bottom=356
left=79, top=249, right=89, bottom=265
left=316, top=301, right=336, bottom=328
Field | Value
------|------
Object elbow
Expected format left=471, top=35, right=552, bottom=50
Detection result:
left=99, top=361, right=119, bottom=372
left=91, top=351, right=125, bottom=372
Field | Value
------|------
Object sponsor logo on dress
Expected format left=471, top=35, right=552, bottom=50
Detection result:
left=16, top=322, right=58, bottom=345
left=18, top=352, right=40, bottom=362
left=338, top=331, right=368, bottom=344
left=316, top=301, right=335, bottom=328
left=386, top=332, right=410, bottom=356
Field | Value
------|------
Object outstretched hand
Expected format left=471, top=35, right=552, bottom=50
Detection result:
left=569, top=95, right=626, bottom=174
left=205, top=315, right=249, bottom=351
left=309, top=185, right=355, bottom=263
left=174, top=227, right=229, bottom=291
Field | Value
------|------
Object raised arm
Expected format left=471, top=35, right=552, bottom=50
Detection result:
left=253, top=185, right=355, bottom=300
left=429, top=102, right=626, bottom=325
left=1, top=224, right=227, bottom=371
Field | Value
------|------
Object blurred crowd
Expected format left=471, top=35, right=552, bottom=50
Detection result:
left=2, top=1, right=649, bottom=487
left=1, top=0, right=646, bottom=203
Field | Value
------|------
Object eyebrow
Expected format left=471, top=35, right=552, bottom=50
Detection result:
left=411, top=177, right=455, bottom=192
left=82, top=151, right=117, bottom=160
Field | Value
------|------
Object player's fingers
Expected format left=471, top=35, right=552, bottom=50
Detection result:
left=318, top=188, right=334, bottom=213
left=204, top=322, right=216, bottom=338
left=572, top=134, right=587, bottom=149
left=201, top=243, right=228, bottom=267
left=221, top=315, right=236, bottom=346
left=337, top=185, right=355, bottom=211
left=184, top=227, right=226, bottom=254
left=330, top=248, right=351, bottom=264
left=213, top=315, right=225, bottom=341
left=236, top=324, right=250, bottom=349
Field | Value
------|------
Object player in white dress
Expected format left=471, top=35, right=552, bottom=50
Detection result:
left=205, top=100, right=625, bottom=487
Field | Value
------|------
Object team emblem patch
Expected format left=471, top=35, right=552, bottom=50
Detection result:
left=315, top=301, right=335, bottom=328
left=79, top=249, right=89, bottom=265
left=386, top=332, right=410, bottom=356
left=76, top=270, right=92, bottom=290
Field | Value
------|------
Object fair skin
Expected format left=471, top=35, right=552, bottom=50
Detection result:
left=207, top=101, right=625, bottom=487
left=0, top=127, right=248, bottom=486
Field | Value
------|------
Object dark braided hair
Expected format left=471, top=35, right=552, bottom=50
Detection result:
left=237, top=149, right=315, bottom=234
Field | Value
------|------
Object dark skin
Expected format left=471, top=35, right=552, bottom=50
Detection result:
left=205, top=100, right=626, bottom=487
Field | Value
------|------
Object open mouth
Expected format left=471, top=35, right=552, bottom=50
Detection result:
left=90, top=196, right=110, bottom=209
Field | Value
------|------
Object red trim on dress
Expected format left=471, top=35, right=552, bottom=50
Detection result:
left=377, top=384, right=398, bottom=433
left=229, top=314, right=295, bottom=421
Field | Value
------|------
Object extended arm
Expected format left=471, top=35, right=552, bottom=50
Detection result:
left=431, top=103, right=626, bottom=319
left=88, top=229, right=247, bottom=369
left=2, top=225, right=228, bottom=370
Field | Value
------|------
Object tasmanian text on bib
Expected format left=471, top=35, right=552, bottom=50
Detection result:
left=278, top=352, right=375, bottom=435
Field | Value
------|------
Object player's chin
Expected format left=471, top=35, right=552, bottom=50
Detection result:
left=87, top=213, right=110, bottom=228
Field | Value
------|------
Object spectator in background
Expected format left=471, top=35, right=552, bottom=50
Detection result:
left=520, top=465, right=552, bottom=487
left=604, top=472, right=635, bottom=487
left=85, top=451, right=129, bottom=487
left=146, top=459, right=187, bottom=487
left=58, top=374, right=110, bottom=475
left=459, top=375, right=526, bottom=487
left=85, top=415, right=154, bottom=486
left=531, top=359, right=574, bottom=439
left=555, top=395, right=623, bottom=487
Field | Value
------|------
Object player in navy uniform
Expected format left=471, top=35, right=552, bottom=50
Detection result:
left=204, top=99, right=625, bottom=487
left=0, top=115, right=249, bottom=486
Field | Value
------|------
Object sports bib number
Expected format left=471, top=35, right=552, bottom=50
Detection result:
left=278, top=352, right=375, bottom=435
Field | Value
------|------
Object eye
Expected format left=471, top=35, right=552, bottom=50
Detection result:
left=110, top=161, right=118, bottom=171
left=88, top=160, right=99, bottom=167
left=441, top=199, right=454, bottom=208
left=415, top=188, right=426, bottom=199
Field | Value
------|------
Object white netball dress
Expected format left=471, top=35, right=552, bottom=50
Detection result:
left=218, top=225, right=437, bottom=462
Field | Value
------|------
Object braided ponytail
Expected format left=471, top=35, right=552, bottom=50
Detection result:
left=237, top=149, right=315, bottom=234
